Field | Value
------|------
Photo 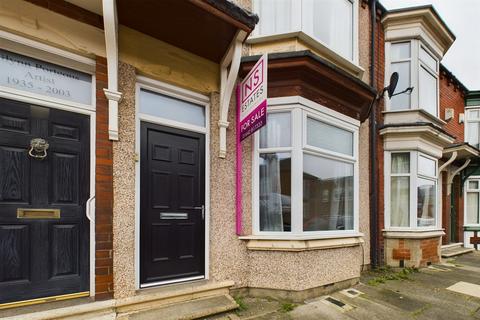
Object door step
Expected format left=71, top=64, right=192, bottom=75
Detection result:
left=441, top=242, right=463, bottom=250
left=1, top=281, right=236, bottom=320
left=441, top=246, right=475, bottom=258
left=121, top=294, right=238, bottom=320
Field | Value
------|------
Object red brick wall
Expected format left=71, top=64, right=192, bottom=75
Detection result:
left=420, top=238, right=441, bottom=265
left=392, top=240, right=411, bottom=260
left=95, top=57, right=114, bottom=299
left=439, top=70, right=466, bottom=142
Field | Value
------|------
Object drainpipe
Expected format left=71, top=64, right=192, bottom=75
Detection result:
left=369, top=0, right=378, bottom=268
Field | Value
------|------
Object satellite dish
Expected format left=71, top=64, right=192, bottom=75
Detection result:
left=387, top=72, right=399, bottom=98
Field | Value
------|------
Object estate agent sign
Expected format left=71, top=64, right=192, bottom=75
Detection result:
left=238, top=54, right=267, bottom=141
left=0, top=49, right=92, bottom=105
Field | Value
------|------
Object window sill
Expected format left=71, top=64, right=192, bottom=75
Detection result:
left=382, top=229, right=445, bottom=239
left=239, top=233, right=364, bottom=252
left=382, top=109, right=446, bottom=127
left=247, top=31, right=364, bottom=79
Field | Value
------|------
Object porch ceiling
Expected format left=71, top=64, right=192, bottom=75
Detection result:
left=117, top=0, right=258, bottom=63
left=443, top=143, right=480, bottom=161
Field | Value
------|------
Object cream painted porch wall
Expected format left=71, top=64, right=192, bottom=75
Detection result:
left=0, top=0, right=105, bottom=58
left=118, top=26, right=219, bottom=95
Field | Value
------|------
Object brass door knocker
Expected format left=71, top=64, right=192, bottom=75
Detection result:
left=28, top=138, right=49, bottom=160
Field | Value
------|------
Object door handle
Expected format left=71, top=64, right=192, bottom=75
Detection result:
left=86, top=195, right=95, bottom=222
left=194, top=205, right=205, bottom=220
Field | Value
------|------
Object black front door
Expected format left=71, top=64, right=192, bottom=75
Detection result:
left=140, top=122, right=205, bottom=285
left=0, top=98, right=90, bottom=304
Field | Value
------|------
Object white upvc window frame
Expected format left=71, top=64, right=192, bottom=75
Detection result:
left=252, top=96, right=359, bottom=237
left=465, top=177, right=480, bottom=226
left=384, top=151, right=439, bottom=230
left=465, top=106, right=480, bottom=148
left=251, top=0, right=359, bottom=64
left=385, top=40, right=440, bottom=117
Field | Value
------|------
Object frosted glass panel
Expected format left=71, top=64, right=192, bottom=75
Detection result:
left=390, top=62, right=411, bottom=110
left=469, top=181, right=479, bottom=190
left=257, top=0, right=292, bottom=35
left=307, top=118, right=353, bottom=156
left=418, top=155, right=436, bottom=177
left=308, top=0, right=353, bottom=60
left=467, top=193, right=479, bottom=224
left=469, top=110, right=480, bottom=120
left=139, top=89, right=205, bottom=127
left=419, top=66, right=437, bottom=116
left=468, top=122, right=480, bottom=148
left=420, top=47, right=437, bottom=71
left=391, top=42, right=411, bottom=61
left=259, top=112, right=291, bottom=148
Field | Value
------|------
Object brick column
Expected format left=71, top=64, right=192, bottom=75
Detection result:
left=95, top=56, right=114, bottom=299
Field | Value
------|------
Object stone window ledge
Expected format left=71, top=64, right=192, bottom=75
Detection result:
left=239, top=234, right=364, bottom=252
left=382, top=229, right=445, bottom=239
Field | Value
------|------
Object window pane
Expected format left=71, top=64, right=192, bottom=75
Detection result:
left=303, top=154, right=354, bottom=231
left=417, top=178, right=436, bottom=227
left=467, top=192, right=479, bottom=224
left=390, top=62, right=411, bottom=110
left=257, top=0, right=292, bottom=35
left=391, top=176, right=410, bottom=227
left=391, top=153, right=410, bottom=174
left=419, top=66, right=438, bottom=116
left=418, top=155, right=436, bottom=177
left=469, top=181, right=479, bottom=190
left=310, top=0, right=353, bottom=60
left=306, top=118, right=353, bottom=155
left=420, top=47, right=437, bottom=71
left=139, top=89, right=205, bottom=127
left=259, top=153, right=291, bottom=231
left=467, top=122, right=480, bottom=148
left=391, top=42, right=411, bottom=61
left=259, top=112, right=291, bottom=148
left=468, top=110, right=480, bottom=120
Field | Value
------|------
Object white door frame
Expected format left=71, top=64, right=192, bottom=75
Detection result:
left=135, top=76, right=211, bottom=289
left=0, top=30, right=97, bottom=297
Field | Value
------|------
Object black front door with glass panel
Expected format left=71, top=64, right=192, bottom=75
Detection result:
left=140, top=122, right=205, bottom=285
left=0, top=98, right=90, bottom=304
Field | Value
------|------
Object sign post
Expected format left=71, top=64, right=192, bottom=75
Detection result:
left=236, top=54, right=267, bottom=235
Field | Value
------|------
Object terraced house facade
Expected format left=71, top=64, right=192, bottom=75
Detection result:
left=0, top=0, right=477, bottom=319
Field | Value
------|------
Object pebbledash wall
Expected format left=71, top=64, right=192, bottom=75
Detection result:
left=0, top=0, right=375, bottom=303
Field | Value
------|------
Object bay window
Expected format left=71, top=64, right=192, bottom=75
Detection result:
left=466, top=179, right=480, bottom=225
left=386, top=152, right=438, bottom=229
left=253, top=0, right=357, bottom=62
left=255, top=102, right=358, bottom=235
left=387, top=41, right=439, bottom=117
left=466, top=108, right=480, bottom=148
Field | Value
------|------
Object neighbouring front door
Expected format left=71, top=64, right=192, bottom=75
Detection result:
left=0, top=98, right=90, bottom=304
left=140, top=122, right=205, bottom=286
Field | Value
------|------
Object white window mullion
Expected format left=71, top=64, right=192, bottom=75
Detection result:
left=291, top=108, right=303, bottom=234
